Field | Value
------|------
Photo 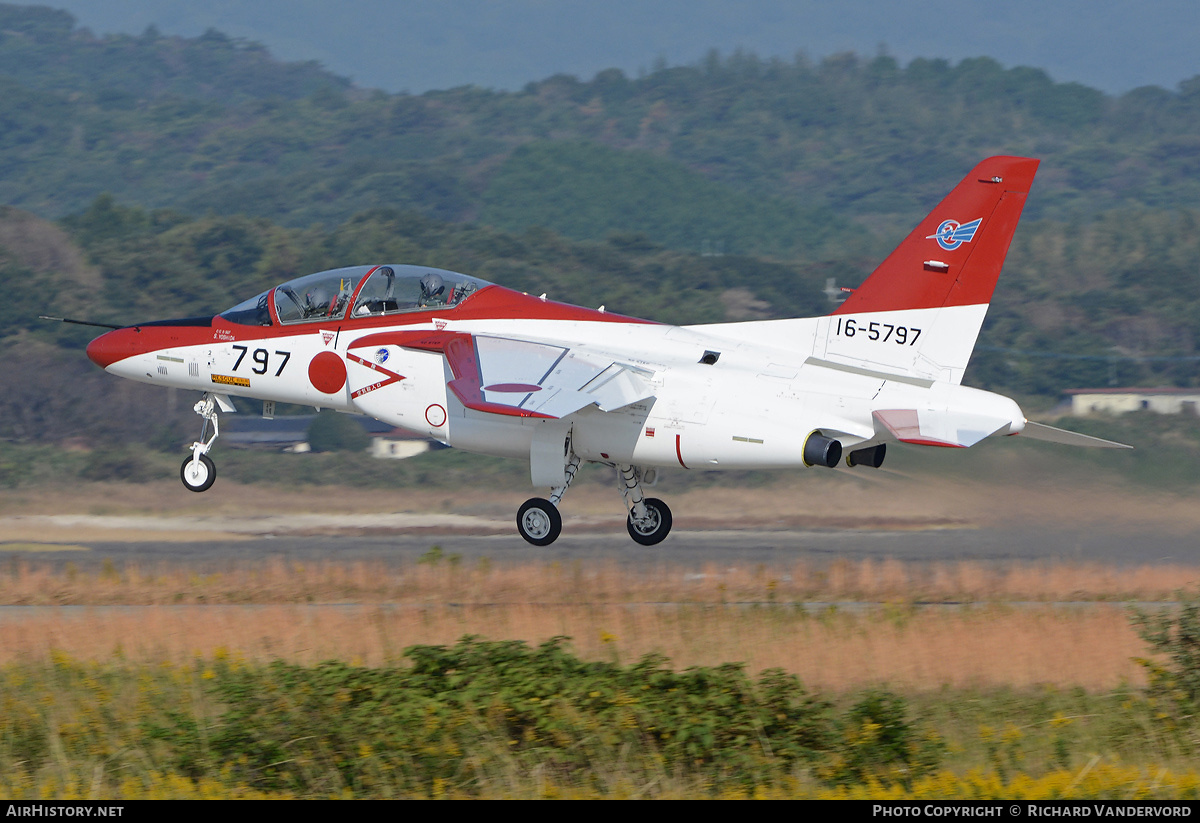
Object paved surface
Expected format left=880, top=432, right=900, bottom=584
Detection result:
left=3, top=521, right=1195, bottom=570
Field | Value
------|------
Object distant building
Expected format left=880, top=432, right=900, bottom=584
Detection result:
left=1066, top=388, right=1200, bottom=417
left=368, top=427, right=440, bottom=459
left=223, top=414, right=442, bottom=458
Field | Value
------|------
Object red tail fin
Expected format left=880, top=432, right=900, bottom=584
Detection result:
left=834, top=156, right=1039, bottom=315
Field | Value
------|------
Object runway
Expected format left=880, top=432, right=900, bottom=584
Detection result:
left=5, top=522, right=1196, bottom=569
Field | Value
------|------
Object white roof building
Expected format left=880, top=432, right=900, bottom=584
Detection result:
left=1066, top=387, right=1200, bottom=416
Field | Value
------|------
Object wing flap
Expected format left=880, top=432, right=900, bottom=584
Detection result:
left=578, top=362, right=656, bottom=412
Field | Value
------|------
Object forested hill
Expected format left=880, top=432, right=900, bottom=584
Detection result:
left=4, top=2, right=1200, bottom=441
left=3, top=4, right=1200, bottom=256
left=0, top=4, right=350, bottom=103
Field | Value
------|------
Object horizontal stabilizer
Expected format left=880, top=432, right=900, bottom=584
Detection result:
left=873, top=408, right=1010, bottom=448
left=1020, top=421, right=1133, bottom=449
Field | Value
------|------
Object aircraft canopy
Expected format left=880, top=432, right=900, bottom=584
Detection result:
left=219, top=265, right=492, bottom=326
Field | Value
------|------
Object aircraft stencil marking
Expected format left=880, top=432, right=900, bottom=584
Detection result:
left=834, top=318, right=922, bottom=345
left=346, top=351, right=405, bottom=398
left=77, top=157, right=1131, bottom=546
left=425, top=404, right=447, bottom=428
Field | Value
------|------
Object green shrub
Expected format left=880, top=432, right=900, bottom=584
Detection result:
left=820, top=689, right=945, bottom=788
left=170, top=637, right=838, bottom=796
left=1133, top=595, right=1200, bottom=735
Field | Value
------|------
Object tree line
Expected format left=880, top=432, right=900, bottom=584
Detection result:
left=3, top=5, right=1200, bottom=248
left=3, top=6, right=1200, bottom=448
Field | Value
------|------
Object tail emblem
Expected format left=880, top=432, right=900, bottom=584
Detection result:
left=928, top=218, right=982, bottom=251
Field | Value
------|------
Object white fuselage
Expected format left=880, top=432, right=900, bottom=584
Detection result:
left=101, top=309, right=1025, bottom=477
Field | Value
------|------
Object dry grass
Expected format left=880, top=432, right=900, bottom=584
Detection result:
left=0, top=556, right=1197, bottom=606
left=0, top=601, right=1146, bottom=692
left=0, top=556, right=1178, bottom=692
left=0, top=475, right=1193, bottom=693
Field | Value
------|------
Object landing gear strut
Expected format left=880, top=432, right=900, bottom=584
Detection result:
left=181, top=394, right=221, bottom=492
left=516, top=451, right=579, bottom=546
left=515, top=452, right=673, bottom=547
left=618, top=464, right=672, bottom=545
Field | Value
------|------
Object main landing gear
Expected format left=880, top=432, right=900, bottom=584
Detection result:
left=181, top=394, right=221, bottom=492
left=515, top=459, right=673, bottom=547
left=619, top=465, right=672, bottom=546
left=516, top=498, right=561, bottom=546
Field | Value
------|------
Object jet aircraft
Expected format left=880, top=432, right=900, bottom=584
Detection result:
left=81, top=156, right=1129, bottom=546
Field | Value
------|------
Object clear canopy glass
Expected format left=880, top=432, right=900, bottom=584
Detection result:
left=219, top=265, right=492, bottom=326
left=272, top=266, right=364, bottom=324
left=219, top=289, right=273, bottom=326
left=349, top=265, right=485, bottom=318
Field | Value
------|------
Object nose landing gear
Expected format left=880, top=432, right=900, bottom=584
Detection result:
left=180, top=452, right=216, bottom=492
left=181, top=393, right=225, bottom=492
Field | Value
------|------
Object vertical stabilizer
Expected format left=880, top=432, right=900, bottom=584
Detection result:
left=823, top=156, right=1039, bottom=384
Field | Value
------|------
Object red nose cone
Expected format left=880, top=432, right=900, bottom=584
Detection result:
left=86, top=328, right=140, bottom=369
left=86, top=318, right=219, bottom=370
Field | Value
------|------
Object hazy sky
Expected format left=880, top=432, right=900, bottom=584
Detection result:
left=32, top=0, right=1200, bottom=95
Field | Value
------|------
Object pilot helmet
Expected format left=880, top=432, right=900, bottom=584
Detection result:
left=420, top=273, right=444, bottom=298
left=306, top=286, right=330, bottom=310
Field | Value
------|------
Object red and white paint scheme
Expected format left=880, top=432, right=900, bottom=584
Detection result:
left=82, top=156, right=1129, bottom=546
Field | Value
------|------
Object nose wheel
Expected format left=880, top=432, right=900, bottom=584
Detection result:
left=181, top=393, right=223, bottom=492
left=180, top=453, right=216, bottom=493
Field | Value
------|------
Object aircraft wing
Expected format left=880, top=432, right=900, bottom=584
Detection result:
left=350, top=330, right=656, bottom=419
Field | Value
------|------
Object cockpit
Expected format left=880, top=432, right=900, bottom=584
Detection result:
left=219, top=265, right=492, bottom=326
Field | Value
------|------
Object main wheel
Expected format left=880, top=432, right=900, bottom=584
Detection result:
left=180, top=454, right=216, bottom=493
left=627, top=497, right=672, bottom=546
left=517, top=497, right=562, bottom=546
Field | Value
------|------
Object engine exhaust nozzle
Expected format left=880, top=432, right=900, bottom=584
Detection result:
left=803, top=432, right=842, bottom=468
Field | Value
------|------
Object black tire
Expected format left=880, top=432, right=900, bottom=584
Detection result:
left=516, top=497, right=562, bottom=546
left=180, top=454, right=216, bottom=493
left=627, top=497, right=672, bottom=545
